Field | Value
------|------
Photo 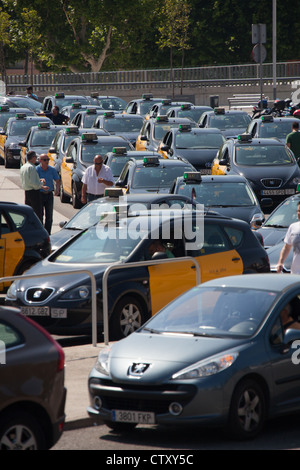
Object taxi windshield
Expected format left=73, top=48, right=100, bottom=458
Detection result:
left=175, top=132, right=225, bottom=149
left=132, top=165, right=194, bottom=188
left=177, top=181, right=256, bottom=206
left=143, top=285, right=277, bottom=338
left=264, top=198, right=299, bottom=228
left=104, top=117, right=144, bottom=133
left=259, top=121, right=294, bottom=140
left=55, top=97, right=90, bottom=108
left=0, top=113, right=19, bottom=128
left=81, top=142, right=131, bottom=163
left=235, top=145, right=294, bottom=166
left=209, top=114, right=251, bottom=130
left=31, top=129, right=59, bottom=146
left=52, top=225, right=143, bottom=264
left=154, top=123, right=185, bottom=140
left=10, top=120, right=43, bottom=136
left=177, top=108, right=211, bottom=121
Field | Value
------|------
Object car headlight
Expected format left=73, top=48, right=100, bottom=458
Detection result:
left=8, top=143, right=20, bottom=149
left=60, top=285, right=90, bottom=300
left=6, top=282, right=17, bottom=300
left=171, top=352, right=238, bottom=380
left=94, top=346, right=111, bottom=376
left=292, top=177, right=300, bottom=185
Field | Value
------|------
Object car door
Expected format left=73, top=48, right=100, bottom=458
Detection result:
left=61, top=141, right=77, bottom=197
left=0, top=211, right=25, bottom=291
left=19, top=130, right=31, bottom=166
left=136, top=121, right=149, bottom=151
left=212, top=143, right=230, bottom=175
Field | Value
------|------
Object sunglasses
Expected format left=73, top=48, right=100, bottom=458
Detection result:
left=95, top=162, right=103, bottom=165
left=41, top=158, right=50, bottom=161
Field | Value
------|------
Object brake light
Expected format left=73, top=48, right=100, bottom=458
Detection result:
left=18, top=314, right=65, bottom=372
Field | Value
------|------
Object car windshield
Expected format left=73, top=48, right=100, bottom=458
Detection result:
left=154, top=123, right=186, bottom=140
left=209, top=113, right=251, bottom=130
left=142, top=285, right=278, bottom=338
left=10, top=120, right=47, bottom=136
left=103, top=117, right=144, bottom=133
left=31, top=129, right=60, bottom=146
left=132, top=165, right=193, bottom=189
left=177, top=182, right=256, bottom=206
left=52, top=225, right=143, bottom=263
left=0, top=113, right=24, bottom=128
left=235, top=145, right=294, bottom=166
left=175, top=132, right=225, bottom=149
left=108, top=156, right=142, bottom=177
left=140, top=101, right=161, bottom=115
left=264, top=198, right=299, bottom=228
left=178, top=108, right=211, bottom=121
left=81, top=141, right=131, bottom=163
left=259, top=121, right=294, bottom=140
left=10, top=98, right=42, bottom=113
left=82, top=114, right=99, bottom=127
left=65, top=200, right=125, bottom=230
left=97, top=97, right=127, bottom=110
left=55, top=97, right=90, bottom=108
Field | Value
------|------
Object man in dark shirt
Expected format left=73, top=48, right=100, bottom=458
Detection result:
left=48, top=106, right=69, bottom=125
left=286, top=121, right=300, bottom=163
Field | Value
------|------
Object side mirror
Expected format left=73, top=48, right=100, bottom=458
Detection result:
left=281, top=328, right=300, bottom=354
left=140, top=136, right=147, bottom=141
left=65, top=157, right=74, bottom=163
left=115, top=180, right=126, bottom=188
left=19, top=141, right=26, bottom=147
left=151, top=252, right=168, bottom=260
left=218, top=158, right=227, bottom=166
left=59, top=220, right=67, bottom=228
left=160, top=145, right=169, bottom=152
left=48, top=147, right=56, bottom=154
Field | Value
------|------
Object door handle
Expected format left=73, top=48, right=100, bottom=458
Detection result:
left=232, top=257, right=241, bottom=262
left=14, top=238, right=23, bottom=242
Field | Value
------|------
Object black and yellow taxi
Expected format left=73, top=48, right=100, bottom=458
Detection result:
left=198, top=107, right=251, bottom=139
left=0, top=104, right=35, bottom=132
left=42, top=92, right=93, bottom=113
left=115, top=155, right=196, bottom=194
left=6, top=208, right=270, bottom=338
left=0, top=114, right=51, bottom=168
left=103, top=147, right=161, bottom=181
left=123, top=94, right=165, bottom=117
left=144, top=99, right=194, bottom=121
left=158, top=123, right=226, bottom=173
left=0, top=96, right=43, bottom=114
left=60, top=102, right=100, bottom=123
left=60, top=131, right=134, bottom=208
left=19, top=122, right=65, bottom=166
left=92, top=112, right=144, bottom=147
left=136, top=115, right=193, bottom=151
left=88, top=94, right=127, bottom=111
left=245, top=115, right=297, bottom=144
left=166, top=103, right=213, bottom=123
left=0, top=201, right=50, bottom=291
left=71, top=107, right=109, bottom=129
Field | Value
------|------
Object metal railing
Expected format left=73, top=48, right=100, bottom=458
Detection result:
left=4, top=61, right=300, bottom=92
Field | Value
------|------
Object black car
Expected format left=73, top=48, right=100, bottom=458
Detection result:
left=0, top=96, right=43, bottom=114
left=198, top=107, right=251, bottom=139
left=50, top=188, right=199, bottom=251
left=92, top=112, right=144, bottom=147
left=88, top=94, right=127, bottom=111
left=167, top=103, right=213, bottom=122
left=71, top=107, right=111, bottom=129
left=42, top=92, right=93, bottom=113
left=158, top=124, right=226, bottom=173
left=145, top=99, right=194, bottom=120
left=0, top=114, right=52, bottom=168
left=0, top=305, right=66, bottom=449
left=246, top=115, right=297, bottom=144
left=60, top=132, right=134, bottom=208
left=123, top=94, right=165, bottom=117
left=0, top=105, right=35, bottom=131
left=6, top=211, right=269, bottom=339
left=0, top=202, right=51, bottom=290
left=212, top=134, right=300, bottom=205
left=19, top=122, right=65, bottom=165
left=170, top=172, right=272, bottom=225
left=115, top=155, right=196, bottom=193
left=103, top=147, right=161, bottom=181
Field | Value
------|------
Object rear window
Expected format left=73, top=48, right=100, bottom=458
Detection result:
left=0, top=320, right=24, bottom=349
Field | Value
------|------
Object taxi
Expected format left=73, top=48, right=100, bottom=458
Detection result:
left=88, top=94, right=127, bottom=111
left=42, top=92, right=93, bottom=113
left=123, top=94, right=165, bottom=117
left=103, top=147, right=161, bottom=181
left=245, top=115, right=297, bottom=143
left=166, top=103, right=213, bottom=123
left=211, top=133, right=300, bottom=205
left=136, top=115, right=193, bottom=151
left=60, top=132, right=134, bottom=208
left=158, top=123, right=226, bottom=172
left=6, top=208, right=270, bottom=339
left=198, top=107, right=251, bottom=139
left=115, top=155, right=196, bottom=193
left=0, top=201, right=50, bottom=291
left=60, top=102, right=101, bottom=123
left=19, top=122, right=65, bottom=166
left=144, top=99, right=194, bottom=120
left=0, top=104, right=35, bottom=131
left=92, top=112, right=144, bottom=147
left=71, top=107, right=110, bottom=128
left=0, top=114, right=51, bottom=168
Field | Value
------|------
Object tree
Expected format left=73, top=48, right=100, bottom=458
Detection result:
left=0, top=7, right=10, bottom=80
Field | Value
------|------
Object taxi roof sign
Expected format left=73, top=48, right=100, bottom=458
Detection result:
left=183, top=172, right=202, bottom=183
left=16, top=113, right=27, bottom=119
left=143, top=156, right=160, bottom=166
left=162, top=99, right=172, bottom=105
left=261, top=115, right=273, bottom=122
left=104, top=111, right=115, bottom=118
left=66, top=126, right=79, bottom=134
left=237, top=133, right=252, bottom=142
left=156, top=115, right=168, bottom=122
left=81, top=132, right=98, bottom=141
left=104, top=188, right=124, bottom=197
left=214, top=107, right=225, bottom=114
left=72, top=102, right=82, bottom=108
left=181, top=104, right=192, bottom=109
left=91, top=92, right=99, bottom=98
left=179, top=124, right=192, bottom=132
left=38, top=122, right=51, bottom=129
left=0, top=105, right=9, bottom=112
left=55, top=92, right=65, bottom=99
left=142, top=94, right=153, bottom=100
left=113, top=147, right=127, bottom=155
left=86, top=108, right=97, bottom=114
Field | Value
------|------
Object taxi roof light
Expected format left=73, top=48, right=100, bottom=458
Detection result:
left=261, top=115, right=273, bottom=122
left=0, top=105, right=9, bottom=112
left=183, top=172, right=202, bottom=183
left=179, top=124, right=192, bottom=132
left=162, top=99, right=172, bottom=105
left=104, top=111, right=115, bottom=118
left=181, top=104, right=192, bottom=110
left=113, top=147, right=127, bottom=155
left=214, top=107, right=225, bottom=114
left=86, top=108, right=97, bottom=114
left=81, top=132, right=98, bottom=141
left=156, top=115, right=169, bottom=122
left=237, top=133, right=252, bottom=142
left=72, top=102, right=82, bottom=108
left=142, top=94, right=153, bottom=100
left=38, top=122, right=51, bottom=129
left=55, top=92, right=65, bottom=98
left=143, top=156, right=160, bottom=166
left=104, top=188, right=125, bottom=197
left=66, top=126, right=79, bottom=134
left=16, top=113, right=27, bottom=119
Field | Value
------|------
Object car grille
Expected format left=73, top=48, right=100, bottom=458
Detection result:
left=90, top=379, right=196, bottom=414
left=25, top=287, right=55, bottom=303
left=260, top=178, right=282, bottom=188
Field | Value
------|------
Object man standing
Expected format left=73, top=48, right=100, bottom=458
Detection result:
left=277, top=201, right=300, bottom=274
left=48, top=106, right=69, bottom=125
left=286, top=121, right=300, bottom=163
left=81, top=154, right=114, bottom=204
left=26, top=86, right=39, bottom=101
left=36, top=153, right=60, bottom=234
left=20, top=151, right=49, bottom=222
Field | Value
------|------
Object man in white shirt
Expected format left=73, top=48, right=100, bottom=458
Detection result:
left=277, top=201, right=300, bottom=274
left=81, top=154, right=114, bottom=204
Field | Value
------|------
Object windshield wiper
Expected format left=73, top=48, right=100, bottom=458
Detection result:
left=142, top=327, right=161, bottom=334
left=265, top=224, right=288, bottom=228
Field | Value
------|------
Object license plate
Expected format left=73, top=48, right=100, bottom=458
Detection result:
left=261, top=189, right=295, bottom=195
left=51, top=308, right=67, bottom=318
left=21, top=306, right=50, bottom=316
left=112, top=410, right=155, bottom=424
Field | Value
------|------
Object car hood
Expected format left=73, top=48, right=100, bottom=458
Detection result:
left=222, top=128, right=247, bottom=138
left=235, top=164, right=299, bottom=181
left=206, top=205, right=260, bottom=224
left=256, top=226, right=287, bottom=248
left=175, top=148, right=218, bottom=166
left=130, top=187, right=170, bottom=194
left=108, top=331, right=246, bottom=383
left=266, top=241, right=292, bottom=272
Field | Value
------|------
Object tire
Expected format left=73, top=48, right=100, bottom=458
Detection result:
left=0, top=410, right=47, bottom=450
left=109, top=295, right=146, bottom=340
left=60, top=181, right=70, bottom=203
left=4, top=154, right=11, bottom=168
left=72, top=183, right=82, bottom=209
left=227, top=378, right=266, bottom=440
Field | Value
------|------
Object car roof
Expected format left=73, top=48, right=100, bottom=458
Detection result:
left=94, top=192, right=195, bottom=204
left=171, top=127, right=223, bottom=134
left=133, top=158, right=192, bottom=167
left=202, top=273, right=300, bottom=292
left=176, top=174, right=248, bottom=184
left=232, top=137, right=285, bottom=146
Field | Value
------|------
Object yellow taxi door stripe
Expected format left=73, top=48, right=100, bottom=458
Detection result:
left=1, top=231, right=25, bottom=290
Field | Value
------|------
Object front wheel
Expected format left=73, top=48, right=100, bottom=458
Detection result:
left=109, top=295, right=146, bottom=340
left=60, top=181, right=70, bottom=203
left=72, top=183, right=82, bottom=209
left=0, top=411, right=46, bottom=450
left=227, top=378, right=266, bottom=440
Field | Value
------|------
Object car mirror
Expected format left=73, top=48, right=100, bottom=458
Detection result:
left=151, top=252, right=168, bottom=260
left=48, top=147, right=56, bottom=153
left=218, top=158, right=227, bottom=165
left=115, top=180, right=126, bottom=188
left=59, top=220, right=67, bottom=228
left=282, top=328, right=300, bottom=352
left=65, top=156, right=74, bottom=163
left=160, top=145, right=169, bottom=152
left=140, top=136, right=147, bottom=141
left=19, top=141, right=26, bottom=146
